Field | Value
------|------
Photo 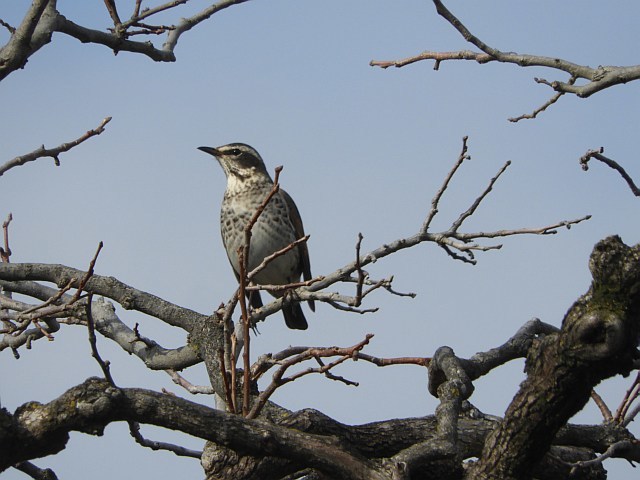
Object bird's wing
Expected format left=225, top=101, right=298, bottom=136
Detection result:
left=282, top=189, right=315, bottom=312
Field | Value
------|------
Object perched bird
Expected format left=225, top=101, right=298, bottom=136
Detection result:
left=198, top=143, right=314, bottom=330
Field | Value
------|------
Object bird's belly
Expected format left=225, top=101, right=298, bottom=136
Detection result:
left=222, top=212, right=301, bottom=288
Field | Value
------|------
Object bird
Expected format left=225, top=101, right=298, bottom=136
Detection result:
left=198, top=142, right=314, bottom=330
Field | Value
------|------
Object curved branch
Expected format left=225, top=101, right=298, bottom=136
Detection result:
left=580, top=147, right=640, bottom=197
left=1, top=377, right=384, bottom=480
left=0, top=117, right=111, bottom=177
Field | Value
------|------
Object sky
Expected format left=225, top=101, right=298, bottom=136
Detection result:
left=1, top=1, right=640, bottom=479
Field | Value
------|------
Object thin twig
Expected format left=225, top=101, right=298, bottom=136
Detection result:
left=354, top=233, right=366, bottom=306
left=614, top=371, right=640, bottom=422
left=246, top=235, right=309, bottom=281
left=579, top=147, right=640, bottom=197
left=237, top=247, right=251, bottom=416
left=0, top=19, right=16, bottom=34
left=72, top=241, right=104, bottom=302
left=86, top=293, right=115, bottom=385
left=128, top=421, right=202, bottom=459
left=247, top=335, right=374, bottom=419
left=450, top=161, right=511, bottom=232
left=567, top=440, right=636, bottom=473
left=422, top=136, right=470, bottom=234
left=166, top=369, right=214, bottom=395
left=123, top=0, right=189, bottom=28
left=509, top=76, right=577, bottom=122
left=217, top=350, right=236, bottom=413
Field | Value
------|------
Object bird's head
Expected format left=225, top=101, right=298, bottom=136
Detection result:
left=198, top=143, right=271, bottom=182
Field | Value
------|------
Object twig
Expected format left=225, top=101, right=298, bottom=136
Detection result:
left=237, top=247, right=251, bottom=416
left=370, top=50, right=494, bottom=70
left=614, top=371, right=640, bottom=422
left=237, top=166, right=283, bottom=415
left=124, top=0, right=189, bottom=28
left=455, top=215, right=592, bottom=241
left=82, top=243, right=112, bottom=383
left=86, top=293, right=114, bottom=385
left=71, top=241, right=104, bottom=302
left=132, top=0, right=143, bottom=19
left=579, top=147, right=640, bottom=197
left=315, top=357, right=360, bottom=386
left=354, top=233, right=366, bottom=307
left=246, top=235, right=310, bottom=281
left=128, top=421, right=202, bottom=459
left=103, top=0, right=122, bottom=29
left=508, top=76, right=577, bottom=122
left=0, top=19, right=16, bottom=34
left=590, top=389, right=613, bottom=421
left=1, top=213, right=12, bottom=263
left=422, top=136, right=470, bottom=234
left=355, top=353, right=430, bottom=368
left=244, top=276, right=320, bottom=293
left=247, top=335, right=374, bottom=419
left=0, top=117, right=112, bottom=176
left=216, top=350, right=236, bottom=413
left=166, top=369, right=214, bottom=395
left=342, top=275, right=416, bottom=299
left=567, top=440, right=637, bottom=473
left=449, top=161, right=511, bottom=232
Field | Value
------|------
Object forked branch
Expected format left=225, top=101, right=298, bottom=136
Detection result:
left=370, top=0, right=640, bottom=120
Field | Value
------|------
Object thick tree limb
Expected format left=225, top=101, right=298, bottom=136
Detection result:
left=0, top=0, right=53, bottom=81
left=0, top=377, right=384, bottom=480
left=0, top=263, right=203, bottom=331
left=469, top=236, right=640, bottom=480
left=2, top=376, right=636, bottom=479
left=0, top=1, right=254, bottom=81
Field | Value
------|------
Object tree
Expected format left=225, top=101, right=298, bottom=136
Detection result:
left=1, top=1, right=639, bottom=479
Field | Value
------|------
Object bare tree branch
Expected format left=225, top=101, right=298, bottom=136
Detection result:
left=580, top=147, right=640, bottom=197
left=370, top=0, right=640, bottom=118
left=13, top=462, right=58, bottom=480
left=0, top=117, right=111, bottom=177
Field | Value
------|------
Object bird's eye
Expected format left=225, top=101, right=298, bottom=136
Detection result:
left=228, top=148, right=241, bottom=156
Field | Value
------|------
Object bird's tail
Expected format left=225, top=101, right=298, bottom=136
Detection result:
left=283, top=302, right=308, bottom=330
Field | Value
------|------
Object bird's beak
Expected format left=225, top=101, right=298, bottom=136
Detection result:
left=197, top=146, right=220, bottom=157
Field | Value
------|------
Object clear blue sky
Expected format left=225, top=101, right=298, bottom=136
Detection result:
left=1, top=1, right=639, bottom=479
